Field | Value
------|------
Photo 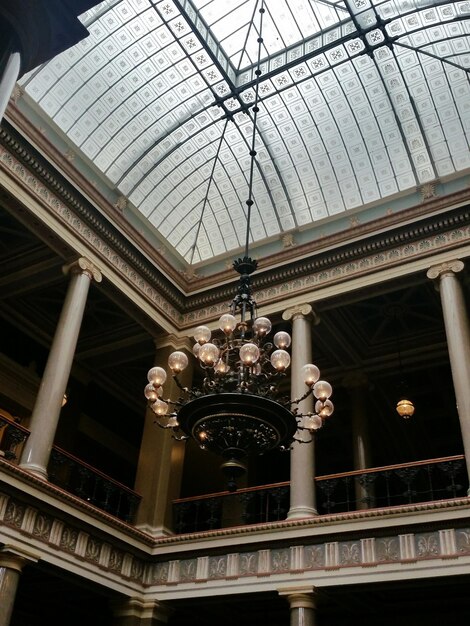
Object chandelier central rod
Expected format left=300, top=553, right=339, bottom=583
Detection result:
left=244, top=1, right=265, bottom=260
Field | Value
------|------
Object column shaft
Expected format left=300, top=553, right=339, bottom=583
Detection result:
left=0, top=566, right=20, bottom=626
left=0, top=51, right=21, bottom=120
left=279, top=589, right=317, bottom=626
left=283, top=305, right=317, bottom=519
left=428, top=261, right=470, bottom=490
left=134, top=341, right=192, bottom=536
left=0, top=548, right=39, bottom=626
left=20, top=259, right=101, bottom=479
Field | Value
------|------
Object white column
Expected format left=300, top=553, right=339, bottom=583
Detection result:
left=0, top=546, right=39, bottom=626
left=279, top=587, right=317, bottom=626
left=427, top=260, right=470, bottom=493
left=20, top=258, right=102, bottom=479
left=134, top=337, right=193, bottom=537
left=0, top=51, right=21, bottom=120
left=282, top=304, right=318, bottom=519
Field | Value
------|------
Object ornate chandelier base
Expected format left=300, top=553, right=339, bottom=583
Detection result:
left=177, top=392, right=298, bottom=490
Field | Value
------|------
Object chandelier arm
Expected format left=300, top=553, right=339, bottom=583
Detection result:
left=171, top=375, right=186, bottom=391
left=171, top=433, right=190, bottom=442
left=154, top=420, right=175, bottom=431
left=291, top=388, right=315, bottom=405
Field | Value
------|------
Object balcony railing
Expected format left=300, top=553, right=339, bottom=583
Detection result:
left=48, top=447, right=141, bottom=523
left=0, top=412, right=29, bottom=461
left=0, top=414, right=140, bottom=523
left=173, top=455, right=467, bottom=534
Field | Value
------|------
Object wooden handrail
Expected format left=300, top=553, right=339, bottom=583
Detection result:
left=315, top=454, right=465, bottom=481
left=50, top=445, right=141, bottom=498
left=0, top=413, right=30, bottom=435
left=173, top=454, right=465, bottom=504
left=173, top=480, right=290, bottom=504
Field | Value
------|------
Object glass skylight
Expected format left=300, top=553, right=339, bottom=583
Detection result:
left=19, top=0, right=470, bottom=264
left=192, top=0, right=349, bottom=69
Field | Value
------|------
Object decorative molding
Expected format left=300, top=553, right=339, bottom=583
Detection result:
left=1, top=119, right=470, bottom=329
left=1, top=489, right=148, bottom=584
left=114, top=196, right=128, bottom=214
left=281, top=233, right=296, bottom=249
left=147, top=526, right=470, bottom=588
left=9, top=86, right=23, bottom=105
left=421, top=182, right=439, bottom=201
left=2, top=461, right=470, bottom=596
left=0, top=124, right=185, bottom=309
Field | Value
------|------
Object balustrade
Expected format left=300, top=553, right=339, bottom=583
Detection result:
left=173, top=483, right=290, bottom=534
left=0, top=414, right=140, bottom=523
left=1, top=414, right=465, bottom=532
left=0, top=412, right=29, bottom=461
left=48, top=447, right=141, bottom=523
left=316, top=455, right=465, bottom=514
left=173, top=455, right=467, bottom=534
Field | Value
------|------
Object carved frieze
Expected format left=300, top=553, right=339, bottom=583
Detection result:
left=0, top=124, right=470, bottom=330
left=1, top=487, right=470, bottom=593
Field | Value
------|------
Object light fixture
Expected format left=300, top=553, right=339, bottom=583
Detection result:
left=144, top=2, right=334, bottom=489
left=389, top=305, right=415, bottom=419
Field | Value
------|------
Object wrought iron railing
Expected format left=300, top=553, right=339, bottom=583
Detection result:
left=47, top=447, right=141, bottom=523
left=0, top=413, right=140, bottom=523
left=0, top=412, right=29, bottom=460
left=316, top=455, right=466, bottom=514
left=173, top=455, right=467, bottom=534
left=173, top=483, right=290, bottom=534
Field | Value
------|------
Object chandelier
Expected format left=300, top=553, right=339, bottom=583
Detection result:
left=144, top=2, right=334, bottom=489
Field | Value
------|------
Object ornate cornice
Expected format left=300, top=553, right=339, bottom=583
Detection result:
left=1, top=114, right=470, bottom=330
left=183, top=206, right=470, bottom=313
left=0, top=119, right=186, bottom=309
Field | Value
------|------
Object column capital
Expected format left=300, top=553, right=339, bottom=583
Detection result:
left=0, top=545, right=40, bottom=571
left=278, top=586, right=317, bottom=609
left=427, top=259, right=464, bottom=281
left=63, top=257, right=102, bottom=283
left=282, top=303, right=319, bottom=324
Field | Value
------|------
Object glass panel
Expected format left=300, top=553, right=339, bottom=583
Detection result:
left=18, top=0, right=470, bottom=263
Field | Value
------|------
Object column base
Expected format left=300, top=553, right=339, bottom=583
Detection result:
left=134, top=523, right=174, bottom=538
left=18, top=462, right=48, bottom=480
left=287, top=505, right=318, bottom=520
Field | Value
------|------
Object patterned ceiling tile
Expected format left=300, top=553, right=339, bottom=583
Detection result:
left=17, top=0, right=470, bottom=262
